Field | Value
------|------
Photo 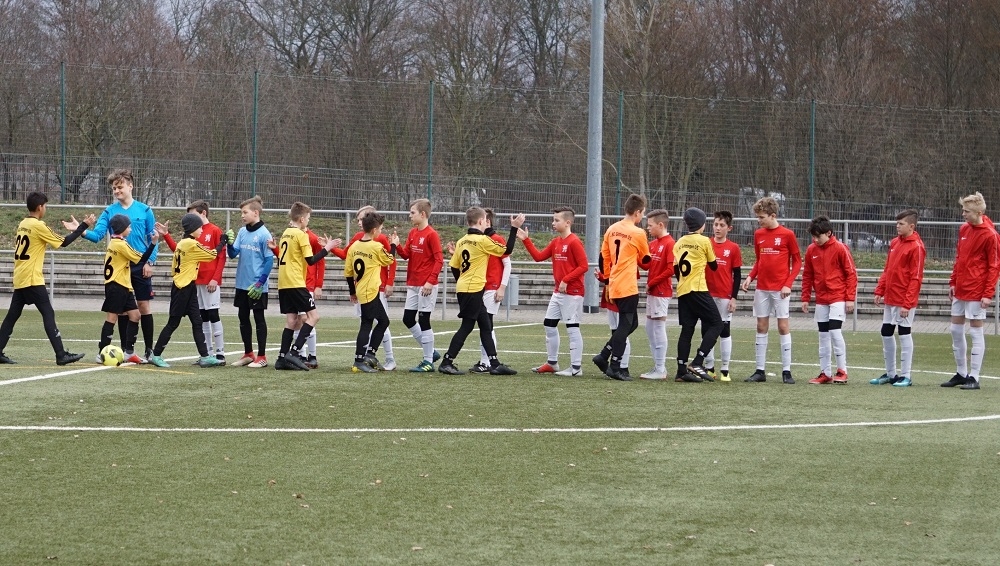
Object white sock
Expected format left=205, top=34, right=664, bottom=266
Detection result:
left=830, top=328, right=847, bottom=372
left=818, top=331, right=831, bottom=375
left=951, top=323, right=968, bottom=377
left=421, top=328, right=435, bottom=362
left=704, top=346, right=715, bottom=369
left=567, top=326, right=583, bottom=368
left=203, top=322, right=212, bottom=355
left=883, top=335, right=897, bottom=377
left=480, top=330, right=499, bottom=365
left=970, top=326, right=985, bottom=381
left=720, top=336, right=732, bottom=371
left=408, top=324, right=422, bottom=342
left=307, top=327, right=317, bottom=357
left=899, top=334, right=913, bottom=378
left=779, top=333, right=792, bottom=371
left=545, top=326, right=560, bottom=364
left=652, top=319, right=668, bottom=372
left=622, top=338, right=631, bottom=369
left=212, top=321, right=224, bottom=355
left=382, top=329, right=394, bottom=363
left=755, top=333, right=768, bottom=370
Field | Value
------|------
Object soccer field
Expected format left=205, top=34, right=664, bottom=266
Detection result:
left=2, top=310, right=999, bottom=564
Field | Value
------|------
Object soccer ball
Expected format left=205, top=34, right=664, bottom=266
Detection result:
left=100, top=345, right=125, bottom=366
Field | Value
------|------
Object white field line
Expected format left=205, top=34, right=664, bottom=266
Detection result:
left=2, top=414, right=1000, bottom=434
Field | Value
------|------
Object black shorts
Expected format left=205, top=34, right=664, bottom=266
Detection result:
left=12, top=286, right=50, bottom=306
left=359, top=296, right=388, bottom=322
left=234, top=288, right=268, bottom=310
left=168, top=283, right=198, bottom=317
left=131, top=264, right=154, bottom=301
left=677, top=291, right=722, bottom=328
left=102, top=282, right=138, bottom=314
left=456, top=290, right=485, bottom=319
left=611, top=294, right=640, bottom=315
left=279, top=288, right=315, bottom=314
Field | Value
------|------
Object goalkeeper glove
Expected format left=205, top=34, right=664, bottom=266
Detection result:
left=223, top=229, right=236, bottom=244
left=247, top=282, right=264, bottom=300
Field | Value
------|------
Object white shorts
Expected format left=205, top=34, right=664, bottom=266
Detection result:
left=753, top=290, right=790, bottom=319
left=645, top=296, right=670, bottom=319
left=814, top=302, right=847, bottom=323
left=196, top=285, right=221, bottom=310
left=354, top=292, right=389, bottom=317
left=405, top=285, right=438, bottom=312
left=952, top=299, right=987, bottom=320
left=606, top=310, right=619, bottom=330
left=713, top=297, right=733, bottom=322
left=544, top=293, right=584, bottom=324
left=883, top=305, right=916, bottom=328
left=483, top=289, right=503, bottom=315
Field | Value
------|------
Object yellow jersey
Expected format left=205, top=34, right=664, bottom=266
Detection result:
left=171, top=237, right=219, bottom=288
left=673, top=233, right=716, bottom=297
left=449, top=231, right=508, bottom=293
left=105, top=237, right=144, bottom=290
left=345, top=239, right=395, bottom=304
left=12, top=217, right=67, bottom=289
left=277, top=227, right=312, bottom=289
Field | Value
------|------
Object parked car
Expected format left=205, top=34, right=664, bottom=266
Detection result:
left=844, top=231, right=886, bottom=252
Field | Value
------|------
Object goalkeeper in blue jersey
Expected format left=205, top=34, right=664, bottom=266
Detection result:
left=227, top=196, right=273, bottom=368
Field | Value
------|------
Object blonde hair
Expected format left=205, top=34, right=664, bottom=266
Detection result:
left=239, top=196, right=263, bottom=213
left=410, top=198, right=432, bottom=217
left=289, top=201, right=312, bottom=221
left=960, top=192, right=986, bottom=214
left=753, top=197, right=780, bottom=216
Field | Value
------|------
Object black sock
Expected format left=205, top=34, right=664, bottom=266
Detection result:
left=99, top=321, right=115, bottom=350
left=141, top=314, right=154, bottom=351
left=279, top=328, right=294, bottom=357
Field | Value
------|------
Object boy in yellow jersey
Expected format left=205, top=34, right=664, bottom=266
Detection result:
left=673, top=208, right=724, bottom=383
left=345, top=212, right=399, bottom=372
left=437, top=207, right=525, bottom=375
left=269, top=202, right=337, bottom=371
left=0, top=192, right=93, bottom=365
left=97, top=215, right=159, bottom=364
left=593, top=194, right=650, bottom=381
left=147, top=214, right=231, bottom=368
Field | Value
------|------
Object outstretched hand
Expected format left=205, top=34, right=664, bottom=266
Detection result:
left=62, top=216, right=80, bottom=232
left=446, top=242, right=456, bottom=255
left=154, top=221, right=170, bottom=236
left=510, top=213, right=526, bottom=228
left=516, top=227, right=529, bottom=241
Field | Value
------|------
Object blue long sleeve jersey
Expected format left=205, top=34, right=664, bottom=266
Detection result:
left=228, top=221, right=274, bottom=291
left=83, top=200, right=158, bottom=264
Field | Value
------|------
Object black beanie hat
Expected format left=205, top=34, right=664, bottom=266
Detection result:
left=181, top=213, right=203, bottom=236
left=682, top=207, right=707, bottom=232
left=109, top=214, right=131, bottom=235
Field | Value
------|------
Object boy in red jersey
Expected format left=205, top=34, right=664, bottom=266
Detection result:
left=517, top=207, right=589, bottom=376
left=801, top=216, right=857, bottom=385
left=703, top=211, right=742, bottom=382
left=594, top=194, right=651, bottom=381
left=332, top=205, right=398, bottom=370
left=397, top=198, right=444, bottom=372
left=186, top=200, right=230, bottom=365
left=871, top=209, right=926, bottom=387
left=942, top=192, right=1000, bottom=390
left=741, top=197, right=802, bottom=384
left=638, top=209, right=674, bottom=380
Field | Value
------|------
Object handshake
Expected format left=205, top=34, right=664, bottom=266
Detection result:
left=223, top=229, right=236, bottom=245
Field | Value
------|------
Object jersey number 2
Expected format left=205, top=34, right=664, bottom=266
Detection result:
left=14, top=235, right=30, bottom=260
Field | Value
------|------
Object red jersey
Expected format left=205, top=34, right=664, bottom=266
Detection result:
left=801, top=236, right=857, bottom=305
left=305, top=229, right=325, bottom=292
left=950, top=216, right=1000, bottom=301
left=748, top=224, right=801, bottom=291
left=875, top=232, right=926, bottom=310
left=645, top=234, right=675, bottom=298
left=397, top=225, right=443, bottom=286
left=194, top=223, right=226, bottom=286
left=333, top=231, right=397, bottom=292
left=484, top=232, right=508, bottom=291
left=522, top=232, right=588, bottom=296
left=706, top=239, right=742, bottom=299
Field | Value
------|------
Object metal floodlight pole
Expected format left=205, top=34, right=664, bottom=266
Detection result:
left=616, top=90, right=623, bottom=215
left=583, top=0, right=605, bottom=313
left=809, top=99, right=816, bottom=218
left=251, top=70, right=259, bottom=197
left=427, top=80, right=435, bottom=199
left=60, top=61, right=66, bottom=203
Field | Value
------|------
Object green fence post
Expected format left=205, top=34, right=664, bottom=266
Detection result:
left=427, top=80, right=434, bottom=200
left=616, top=91, right=623, bottom=215
left=809, top=99, right=816, bottom=218
left=251, top=70, right=259, bottom=198
left=60, top=61, right=66, bottom=203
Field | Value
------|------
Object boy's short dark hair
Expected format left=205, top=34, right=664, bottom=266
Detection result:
left=714, top=210, right=734, bottom=226
left=361, top=212, right=385, bottom=233
left=809, top=215, right=834, bottom=236
left=26, top=192, right=48, bottom=212
left=240, top=196, right=263, bottom=213
left=896, top=209, right=919, bottom=226
left=484, top=207, right=495, bottom=226
left=289, top=201, right=311, bottom=222
left=553, top=206, right=575, bottom=223
left=410, top=198, right=432, bottom=216
left=623, top=194, right=647, bottom=216
left=107, top=168, right=133, bottom=187
left=357, top=205, right=376, bottom=218
left=466, top=207, right=486, bottom=226
left=187, top=199, right=210, bottom=215
left=646, top=209, right=669, bottom=225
